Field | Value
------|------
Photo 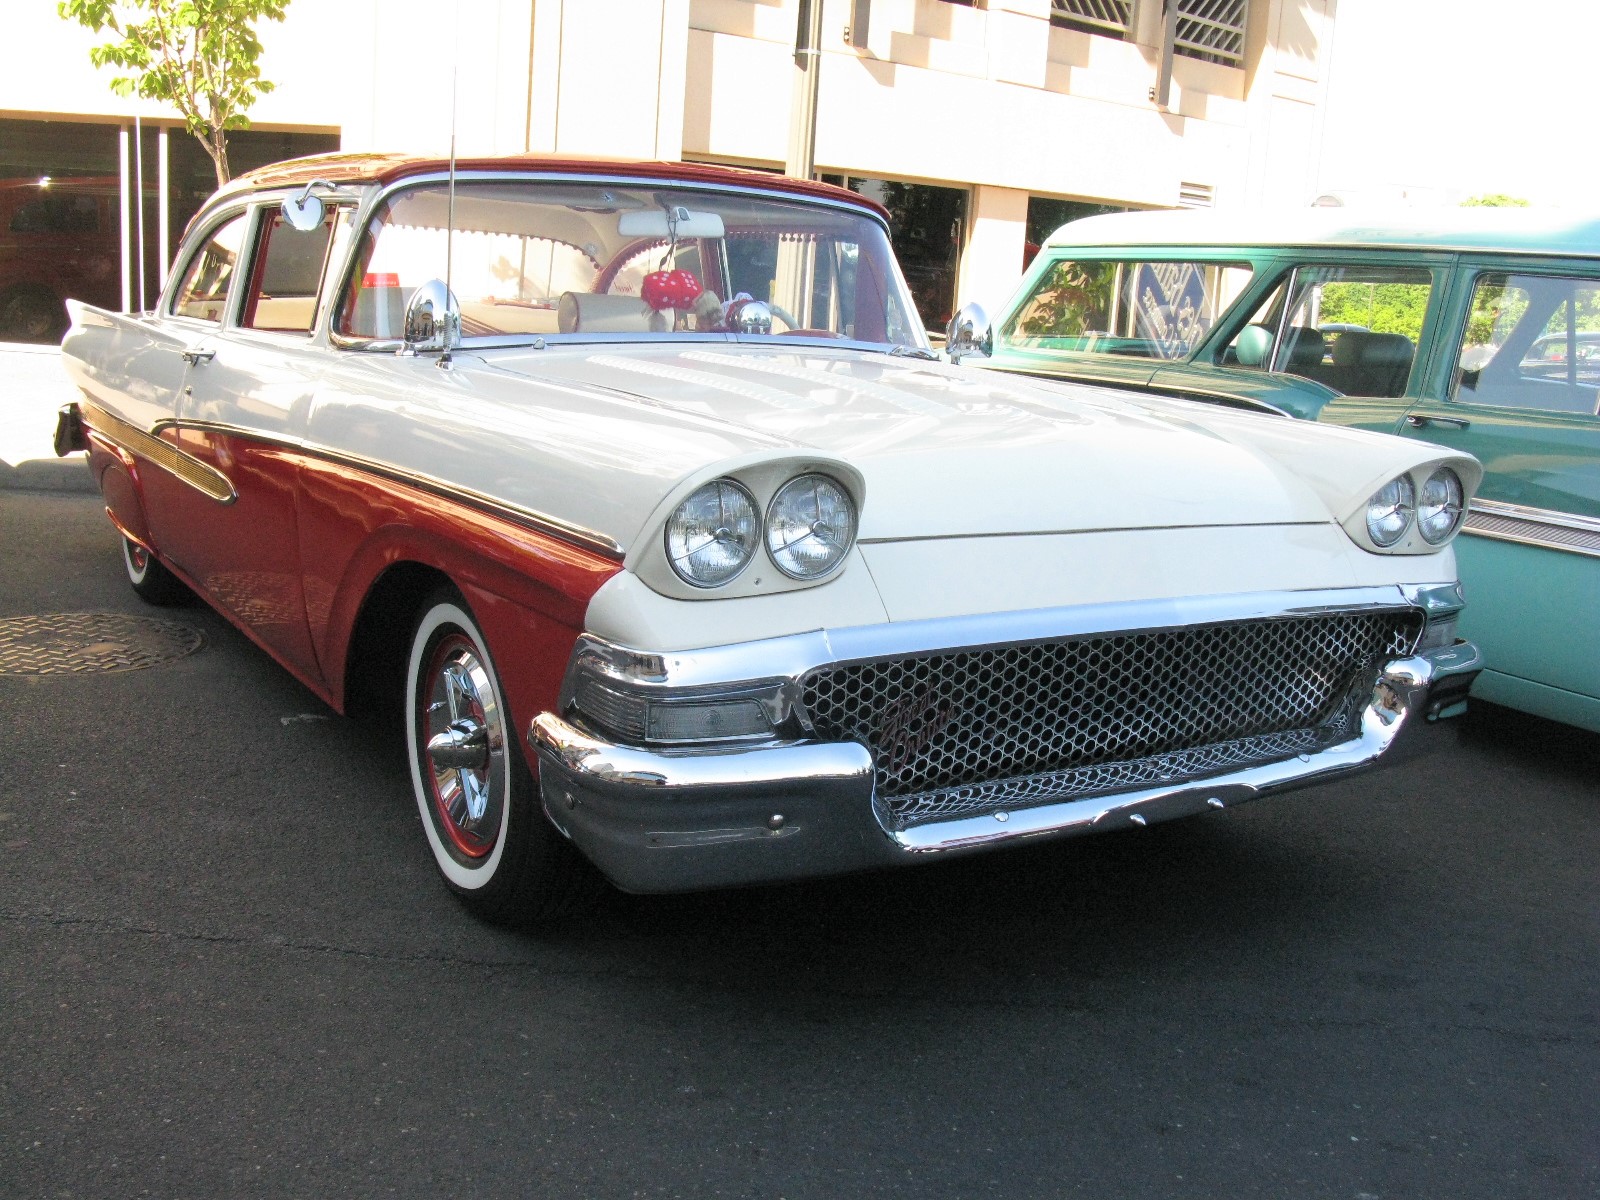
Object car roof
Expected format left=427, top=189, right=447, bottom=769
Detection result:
left=220, top=151, right=889, bottom=220
left=1044, top=207, right=1600, bottom=260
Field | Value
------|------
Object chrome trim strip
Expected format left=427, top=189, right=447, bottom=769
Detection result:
left=148, top=418, right=625, bottom=560
left=570, top=585, right=1428, bottom=694
left=82, top=402, right=237, bottom=504
left=1463, top=498, right=1600, bottom=558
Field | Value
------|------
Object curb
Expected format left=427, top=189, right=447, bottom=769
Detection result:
left=0, top=455, right=97, bottom=495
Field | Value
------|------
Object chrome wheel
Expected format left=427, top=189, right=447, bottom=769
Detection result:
left=403, top=591, right=600, bottom=921
left=417, top=632, right=506, bottom=861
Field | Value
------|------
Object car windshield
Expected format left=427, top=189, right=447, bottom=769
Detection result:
left=335, top=178, right=925, bottom=348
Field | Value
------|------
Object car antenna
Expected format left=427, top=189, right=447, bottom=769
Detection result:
left=436, top=0, right=461, bottom=369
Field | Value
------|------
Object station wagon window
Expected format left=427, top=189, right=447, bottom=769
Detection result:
left=997, top=259, right=1253, bottom=360
left=169, top=212, right=248, bottom=322
left=1227, top=265, right=1433, bottom=398
left=241, top=206, right=348, bottom=334
left=1455, top=272, right=1600, bottom=415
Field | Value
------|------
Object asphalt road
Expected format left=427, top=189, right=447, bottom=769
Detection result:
left=1, top=488, right=1596, bottom=1199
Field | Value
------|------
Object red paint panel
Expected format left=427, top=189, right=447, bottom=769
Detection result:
left=292, top=453, right=621, bottom=731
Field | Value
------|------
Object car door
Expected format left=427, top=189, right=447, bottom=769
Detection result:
left=161, top=202, right=350, bottom=684
left=1387, top=262, right=1600, bottom=726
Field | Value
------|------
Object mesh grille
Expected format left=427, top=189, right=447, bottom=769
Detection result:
left=800, top=611, right=1420, bottom=824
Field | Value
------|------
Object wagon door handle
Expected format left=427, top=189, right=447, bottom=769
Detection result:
left=1406, top=413, right=1470, bottom=431
left=181, top=348, right=216, bottom=366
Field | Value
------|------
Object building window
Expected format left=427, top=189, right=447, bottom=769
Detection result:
left=1050, top=0, right=1132, bottom=39
left=1025, top=197, right=1128, bottom=269
left=1175, top=0, right=1247, bottom=68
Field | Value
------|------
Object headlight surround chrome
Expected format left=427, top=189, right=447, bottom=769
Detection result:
left=1417, top=467, right=1465, bottom=544
left=765, top=473, right=859, bottom=580
left=665, top=478, right=759, bottom=587
left=1365, top=474, right=1416, bottom=547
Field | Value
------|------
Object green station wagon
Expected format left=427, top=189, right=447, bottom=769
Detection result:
left=969, top=209, right=1600, bottom=733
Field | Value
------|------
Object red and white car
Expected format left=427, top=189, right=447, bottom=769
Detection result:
left=57, top=153, right=1484, bottom=921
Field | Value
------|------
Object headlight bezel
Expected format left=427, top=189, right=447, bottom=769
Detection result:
left=1344, top=457, right=1477, bottom=555
left=639, top=458, right=867, bottom=599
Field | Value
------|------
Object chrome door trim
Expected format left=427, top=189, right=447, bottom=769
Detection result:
left=82, top=401, right=237, bottom=504
left=1463, top=498, right=1600, bottom=558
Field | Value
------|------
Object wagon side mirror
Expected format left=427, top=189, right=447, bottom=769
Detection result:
left=946, top=303, right=992, bottom=365
left=280, top=184, right=325, bottom=232
left=402, top=279, right=461, bottom=355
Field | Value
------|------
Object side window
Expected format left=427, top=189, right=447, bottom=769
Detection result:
left=997, top=259, right=1254, bottom=361
left=1455, top=272, right=1600, bottom=414
left=1227, top=264, right=1434, bottom=398
left=241, top=208, right=343, bottom=334
left=169, top=212, right=249, bottom=323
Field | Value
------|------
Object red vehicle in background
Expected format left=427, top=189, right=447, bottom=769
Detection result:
left=0, top=176, right=124, bottom=342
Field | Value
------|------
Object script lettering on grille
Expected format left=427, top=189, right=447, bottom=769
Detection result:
left=876, top=689, right=956, bottom=774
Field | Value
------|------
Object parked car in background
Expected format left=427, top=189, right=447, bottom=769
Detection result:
left=57, top=155, right=1481, bottom=921
left=0, top=175, right=123, bottom=342
left=969, top=208, right=1600, bottom=733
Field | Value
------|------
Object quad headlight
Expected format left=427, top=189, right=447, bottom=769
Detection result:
left=665, top=472, right=859, bottom=588
left=665, top=479, right=759, bottom=587
left=766, top=473, right=858, bottom=580
left=1417, top=467, right=1465, bottom=544
left=1365, top=474, right=1416, bottom=547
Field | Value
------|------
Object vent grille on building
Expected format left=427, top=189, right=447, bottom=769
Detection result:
left=1179, top=181, right=1216, bottom=208
left=1050, top=0, right=1133, bottom=38
left=1176, top=0, right=1248, bottom=67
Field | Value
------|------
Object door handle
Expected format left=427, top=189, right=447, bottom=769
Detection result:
left=1406, top=413, right=1470, bottom=431
left=181, top=348, right=216, bottom=366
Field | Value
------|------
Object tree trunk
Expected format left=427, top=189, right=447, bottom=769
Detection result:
left=203, top=128, right=231, bottom=188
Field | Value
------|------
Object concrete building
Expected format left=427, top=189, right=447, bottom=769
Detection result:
left=1, top=0, right=1339, bottom=339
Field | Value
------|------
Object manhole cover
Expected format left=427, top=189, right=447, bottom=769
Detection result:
left=0, top=612, right=204, bottom=675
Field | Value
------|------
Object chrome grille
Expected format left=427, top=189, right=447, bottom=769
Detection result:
left=799, top=611, right=1421, bottom=825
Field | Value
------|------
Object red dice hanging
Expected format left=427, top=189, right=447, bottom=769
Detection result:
left=641, top=268, right=704, bottom=311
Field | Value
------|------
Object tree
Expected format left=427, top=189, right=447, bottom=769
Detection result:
left=1462, top=193, right=1531, bottom=208
left=59, top=0, right=289, bottom=187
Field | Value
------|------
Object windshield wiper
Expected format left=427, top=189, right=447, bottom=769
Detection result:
left=888, top=344, right=939, bottom=360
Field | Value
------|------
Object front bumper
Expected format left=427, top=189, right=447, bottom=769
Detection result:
left=530, top=609, right=1482, bottom=894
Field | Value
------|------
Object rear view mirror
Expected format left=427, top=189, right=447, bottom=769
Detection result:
left=281, top=184, right=325, bottom=232
left=946, top=303, right=992, bottom=365
left=617, top=208, right=726, bottom=239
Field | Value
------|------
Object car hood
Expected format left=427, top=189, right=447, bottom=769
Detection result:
left=474, top=343, right=1332, bottom=543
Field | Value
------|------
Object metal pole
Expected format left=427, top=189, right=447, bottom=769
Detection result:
left=785, top=0, right=825, bottom=179
left=158, top=126, right=170, bottom=290
left=134, top=115, right=147, bottom=312
left=1155, top=0, right=1177, bottom=110
left=118, top=125, right=132, bottom=313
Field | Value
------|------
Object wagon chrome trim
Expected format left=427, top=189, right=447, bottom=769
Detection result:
left=1463, top=498, right=1600, bottom=559
left=81, top=401, right=237, bottom=504
left=145, top=417, right=626, bottom=560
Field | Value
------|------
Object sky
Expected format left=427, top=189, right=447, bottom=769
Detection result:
left=1316, top=0, right=1595, bottom=206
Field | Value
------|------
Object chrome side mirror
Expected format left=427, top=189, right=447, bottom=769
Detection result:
left=281, top=182, right=326, bottom=232
left=946, top=303, right=992, bottom=365
left=402, top=279, right=461, bottom=355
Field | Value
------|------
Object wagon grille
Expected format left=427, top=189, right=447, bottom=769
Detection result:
left=799, top=611, right=1422, bottom=829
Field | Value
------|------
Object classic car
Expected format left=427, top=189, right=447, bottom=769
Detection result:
left=56, top=154, right=1483, bottom=922
left=971, top=208, right=1600, bottom=734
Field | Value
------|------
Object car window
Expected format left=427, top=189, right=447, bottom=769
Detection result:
left=169, top=212, right=250, bottom=323
left=996, top=259, right=1253, bottom=360
left=241, top=207, right=345, bottom=334
left=1455, top=272, right=1600, bottom=414
left=335, top=181, right=920, bottom=346
left=1225, top=264, right=1432, bottom=398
